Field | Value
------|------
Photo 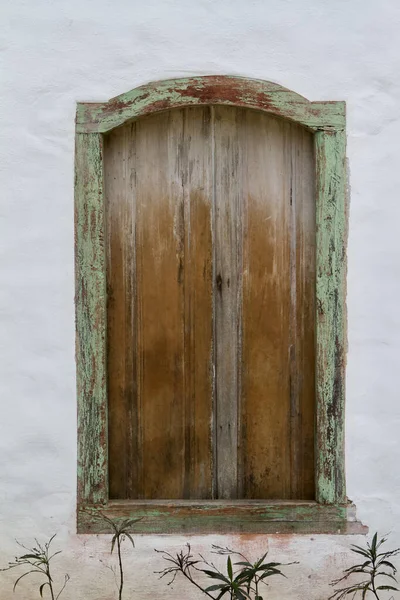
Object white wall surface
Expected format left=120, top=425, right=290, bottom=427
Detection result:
left=1, top=0, right=400, bottom=598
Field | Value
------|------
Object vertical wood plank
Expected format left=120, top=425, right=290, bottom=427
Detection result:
left=213, top=106, right=243, bottom=499
left=290, top=125, right=316, bottom=499
left=106, top=108, right=214, bottom=499
left=104, top=105, right=318, bottom=503
left=75, top=132, right=108, bottom=505
left=182, top=107, right=214, bottom=498
left=105, top=125, right=137, bottom=499
left=315, top=129, right=346, bottom=504
left=134, top=110, right=186, bottom=498
left=240, top=112, right=291, bottom=499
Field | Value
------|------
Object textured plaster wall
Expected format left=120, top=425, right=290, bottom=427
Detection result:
left=1, top=0, right=400, bottom=598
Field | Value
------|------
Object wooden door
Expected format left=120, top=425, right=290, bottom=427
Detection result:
left=105, top=106, right=315, bottom=501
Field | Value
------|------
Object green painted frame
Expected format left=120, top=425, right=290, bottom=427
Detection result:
left=75, top=75, right=364, bottom=534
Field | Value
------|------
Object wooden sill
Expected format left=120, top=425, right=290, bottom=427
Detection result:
left=77, top=500, right=367, bottom=535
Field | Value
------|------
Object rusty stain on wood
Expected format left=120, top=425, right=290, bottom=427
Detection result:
left=74, top=76, right=354, bottom=533
left=76, top=76, right=345, bottom=134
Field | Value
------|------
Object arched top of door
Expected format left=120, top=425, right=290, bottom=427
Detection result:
left=76, top=75, right=345, bottom=134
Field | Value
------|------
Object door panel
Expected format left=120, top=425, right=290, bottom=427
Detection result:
left=105, top=106, right=315, bottom=500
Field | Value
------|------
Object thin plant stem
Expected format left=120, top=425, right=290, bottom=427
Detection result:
left=117, top=536, right=124, bottom=600
left=181, top=570, right=216, bottom=599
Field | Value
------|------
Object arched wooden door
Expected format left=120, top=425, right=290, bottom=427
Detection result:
left=105, top=105, right=315, bottom=501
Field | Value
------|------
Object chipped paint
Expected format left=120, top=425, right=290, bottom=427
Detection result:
left=74, top=76, right=354, bottom=533
left=77, top=501, right=366, bottom=535
left=315, top=130, right=347, bottom=504
left=76, top=76, right=345, bottom=134
left=75, top=133, right=108, bottom=506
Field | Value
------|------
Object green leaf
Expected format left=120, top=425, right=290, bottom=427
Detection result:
left=202, top=569, right=230, bottom=583
left=13, top=570, right=40, bottom=591
left=259, top=570, right=284, bottom=581
left=124, top=533, right=135, bottom=548
left=39, top=582, right=49, bottom=597
left=370, top=532, right=378, bottom=558
left=110, top=534, right=117, bottom=554
left=376, top=571, right=397, bottom=582
left=376, top=585, right=399, bottom=591
left=253, top=552, right=269, bottom=567
left=351, top=545, right=371, bottom=558
left=205, top=584, right=225, bottom=592
left=377, top=559, right=396, bottom=570
left=227, top=556, right=233, bottom=580
left=344, top=560, right=372, bottom=572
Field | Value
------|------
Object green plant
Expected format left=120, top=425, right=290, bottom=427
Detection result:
left=330, top=532, right=400, bottom=600
left=0, top=534, right=69, bottom=599
left=101, top=514, right=142, bottom=600
left=157, top=543, right=294, bottom=599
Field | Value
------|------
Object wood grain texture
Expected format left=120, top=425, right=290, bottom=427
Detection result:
left=213, top=106, right=243, bottom=499
left=105, top=106, right=315, bottom=501
left=105, top=125, right=137, bottom=499
left=315, top=130, right=346, bottom=504
left=240, top=112, right=291, bottom=499
left=76, top=76, right=345, bottom=134
left=105, top=108, right=214, bottom=499
left=75, top=77, right=349, bottom=532
left=182, top=108, right=214, bottom=499
left=239, top=113, right=315, bottom=500
left=75, top=132, right=108, bottom=505
left=290, top=125, right=316, bottom=500
left=78, top=501, right=367, bottom=535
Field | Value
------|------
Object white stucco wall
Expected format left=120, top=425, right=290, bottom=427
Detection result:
left=1, top=0, right=400, bottom=598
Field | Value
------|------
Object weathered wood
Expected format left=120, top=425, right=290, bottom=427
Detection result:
left=315, top=130, right=347, bottom=504
left=76, top=76, right=346, bottom=134
left=213, top=106, right=243, bottom=499
left=75, top=76, right=351, bottom=533
left=105, top=108, right=214, bottom=499
left=75, top=132, right=108, bottom=505
left=182, top=108, right=214, bottom=498
left=290, top=125, right=316, bottom=499
left=105, top=125, right=137, bottom=499
left=78, top=501, right=367, bottom=535
left=240, top=111, right=292, bottom=499
left=105, top=106, right=316, bottom=502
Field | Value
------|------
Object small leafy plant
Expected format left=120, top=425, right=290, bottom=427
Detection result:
left=0, top=534, right=69, bottom=599
left=101, top=514, right=142, bottom=600
left=157, top=543, right=294, bottom=599
left=330, top=532, right=400, bottom=600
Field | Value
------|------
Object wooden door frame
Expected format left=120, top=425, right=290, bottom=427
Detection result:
left=75, top=75, right=364, bottom=534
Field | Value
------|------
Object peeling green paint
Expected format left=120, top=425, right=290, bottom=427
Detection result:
left=74, top=76, right=355, bottom=534
left=75, top=133, right=108, bottom=505
left=75, top=76, right=345, bottom=134
left=315, top=130, right=347, bottom=504
left=77, top=502, right=366, bottom=535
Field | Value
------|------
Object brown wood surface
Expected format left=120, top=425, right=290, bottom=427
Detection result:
left=213, top=107, right=243, bottom=499
left=105, top=106, right=315, bottom=500
left=240, top=112, right=291, bottom=499
left=292, top=126, right=316, bottom=499
left=106, top=108, right=214, bottom=499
